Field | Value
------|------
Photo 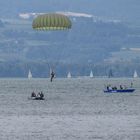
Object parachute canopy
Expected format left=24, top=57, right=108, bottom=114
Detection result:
left=32, top=13, right=72, bottom=30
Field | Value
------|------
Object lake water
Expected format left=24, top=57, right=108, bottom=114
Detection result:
left=0, top=78, right=140, bottom=140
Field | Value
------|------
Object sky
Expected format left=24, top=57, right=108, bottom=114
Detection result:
left=0, top=0, right=139, bottom=23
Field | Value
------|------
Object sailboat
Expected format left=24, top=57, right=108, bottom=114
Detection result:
left=133, top=70, right=139, bottom=78
left=28, top=69, right=32, bottom=79
left=67, top=72, right=72, bottom=78
left=89, top=70, right=93, bottom=78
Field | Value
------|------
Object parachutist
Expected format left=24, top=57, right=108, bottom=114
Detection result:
left=50, top=71, right=55, bottom=82
left=32, top=13, right=71, bottom=83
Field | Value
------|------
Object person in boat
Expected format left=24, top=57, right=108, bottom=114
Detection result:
left=107, top=85, right=109, bottom=90
left=130, top=82, right=133, bottom=88
left=50, top=71, right=55, bottom=82
left=108, top=85, right=112, bottom=90
left=112, top=86, right=117, bottom=90
left=37, top=92, right=41, bottom=97
left=31, top=91, right=36, bottom=97
left=106, top=85, right=112, bottom=90
left=120, top=85, right=123, bottom=90
left=40, top=91, right=44, bottom=98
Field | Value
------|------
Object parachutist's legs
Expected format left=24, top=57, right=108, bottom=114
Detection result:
left=50, top=76, right=53, bottom=82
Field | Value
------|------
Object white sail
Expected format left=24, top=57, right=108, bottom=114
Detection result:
left=133, top=70, right=138, bottom=78
left=90, top=70, right=93, bottom=78
left=67, top=72, right=71, bottom=78
left=28, top=70, right=32, bottom=79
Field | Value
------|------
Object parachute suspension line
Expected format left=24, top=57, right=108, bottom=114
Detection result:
left=52, top=29, right=71, bottom=73
left=47, top=43, right=65, bottom=77
left=44, top=60, right=51, bottom=78
left=44, top=47, right=60, bottom=78
left=53, top=43, right=66, bottom=69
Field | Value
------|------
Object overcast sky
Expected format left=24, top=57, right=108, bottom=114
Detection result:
left=0, top=0, right=139, bottom=23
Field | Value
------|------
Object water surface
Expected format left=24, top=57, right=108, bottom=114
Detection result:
left=0, top=78, right=140, bottom=140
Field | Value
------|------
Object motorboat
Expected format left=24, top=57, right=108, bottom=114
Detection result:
left=104, top=88, right=135, bottom=93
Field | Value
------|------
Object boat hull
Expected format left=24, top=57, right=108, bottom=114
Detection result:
left=104, top=89, right=135, bottom=93
left=28, top=97, right=45, bottom=100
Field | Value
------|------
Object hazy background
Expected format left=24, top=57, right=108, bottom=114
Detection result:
left=0, top=0, right=140, bottom=23
left=0, top=0, right=140, bottom=77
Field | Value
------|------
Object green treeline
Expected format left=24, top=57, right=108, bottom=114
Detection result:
left=0, top=17, right=140, bottom=77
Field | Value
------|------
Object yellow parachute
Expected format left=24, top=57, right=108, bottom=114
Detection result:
left=32, top=13, right=72, bottom=30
